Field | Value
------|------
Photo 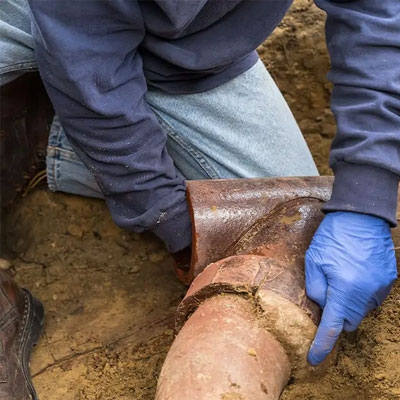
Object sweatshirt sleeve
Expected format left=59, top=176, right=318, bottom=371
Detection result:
left=28, top=0, right=191, bottom=252
left=314, top=0, right=400, bottom=225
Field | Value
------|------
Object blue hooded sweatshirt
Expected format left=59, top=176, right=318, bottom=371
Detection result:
left=28, top=0, right=400, bottom=252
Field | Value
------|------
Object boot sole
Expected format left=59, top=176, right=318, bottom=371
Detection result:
left=19, top=289, right=45, bottom=400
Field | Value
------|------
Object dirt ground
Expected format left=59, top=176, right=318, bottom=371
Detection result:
left=2, top=1, right=399, bottom=399
left=5, top=191, right=185, bottom=400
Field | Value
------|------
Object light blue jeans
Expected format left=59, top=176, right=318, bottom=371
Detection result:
left=1, top=0, right=318, bottom=200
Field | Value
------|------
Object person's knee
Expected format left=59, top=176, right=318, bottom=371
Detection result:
left=0, top=0, right=37, bottom=84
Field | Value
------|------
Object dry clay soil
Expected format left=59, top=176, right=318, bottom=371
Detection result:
left=3, top=1, right=400, bottom=399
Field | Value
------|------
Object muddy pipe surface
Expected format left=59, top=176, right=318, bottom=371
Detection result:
left=178, top=176, right=333, bottom=284
left=177, top=177, right=400, bottom=284
left=156, top=294, right=291, bottom=400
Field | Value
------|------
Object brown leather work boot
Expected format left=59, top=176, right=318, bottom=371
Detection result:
left=0, top=73, right=49, bottom=398
left=1, top=73, right=49, bottom=399
left=0, top=270, right=44, bottom=400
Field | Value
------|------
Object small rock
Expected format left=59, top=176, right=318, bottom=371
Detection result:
left=115, top=238, right=130, bottom=250
left=52, top=294, right=58, bottom=301
left=148, top=250, right=168, bottom=264
left=128, top=265, right=141, bottom=274
left=375, top=373, right=386, bottom=381
left=0, top=259, right=11, bottom=270
left=139, top=254, right=148, bottom=261
left=67, top=224, right=83, bottom=238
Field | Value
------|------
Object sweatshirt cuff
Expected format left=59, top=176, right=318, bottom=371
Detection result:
left=322, top=161, right=399, bottom=227
left=151, top=199, right=192, bottom=253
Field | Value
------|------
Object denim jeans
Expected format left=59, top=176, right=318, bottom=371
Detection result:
left=1, top=0, right=318, bottom=200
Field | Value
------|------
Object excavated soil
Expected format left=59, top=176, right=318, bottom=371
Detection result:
left=5, top=190, right=185, bottom=400
left=2, top=1, right=399, bottom=399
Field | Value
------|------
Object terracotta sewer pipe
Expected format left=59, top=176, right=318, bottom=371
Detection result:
left=156, top=177, right=400, bottom=400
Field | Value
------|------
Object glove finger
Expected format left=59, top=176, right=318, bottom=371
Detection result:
left=305, top=250, right=328, bottom=308
left=308, top=299, right=343, bottom=365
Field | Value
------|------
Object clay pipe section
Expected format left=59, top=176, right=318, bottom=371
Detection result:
left=158, top=193, right=335, bottom=399
left=156, top=254, right=333, bottom=400
left=156, top=294, right=291, bottom=400
left=177, top=176, right=334, bottom=284
left=157, top=178, right=344, bottom=399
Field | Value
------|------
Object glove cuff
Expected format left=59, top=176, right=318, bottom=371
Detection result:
left=322, top=161, right=399, bottom=227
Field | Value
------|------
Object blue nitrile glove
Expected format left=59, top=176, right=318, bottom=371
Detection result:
left=305, top=211, right=398, bottom=365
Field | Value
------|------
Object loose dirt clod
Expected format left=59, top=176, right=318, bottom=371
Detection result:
left=248, top=348, right=257, bottom=357
left=67, top=224, right=84, bottom=238
left=148, top=249, right=168, bottom=264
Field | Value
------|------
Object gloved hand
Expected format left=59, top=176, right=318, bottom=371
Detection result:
left=305, top=211, right=398, bottom=365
